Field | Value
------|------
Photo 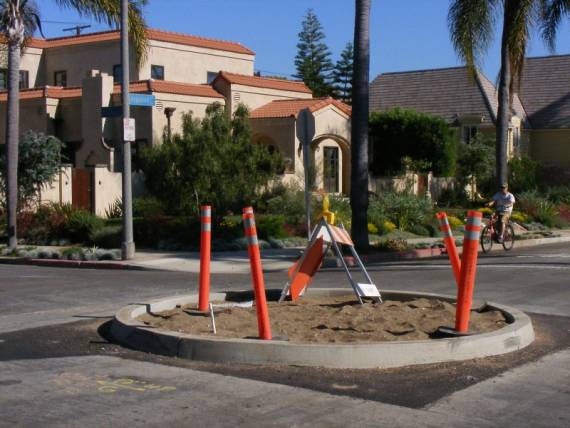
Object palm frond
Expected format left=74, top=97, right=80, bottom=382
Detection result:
left=0, top=0, right=42, bottom=43
left=54, top=0, right=149, bottom=66
left=540, top=0, right=570, bottom=51
left=448, top=0, right=499, bottom=78
left=504, top=0, right=537, bottom=97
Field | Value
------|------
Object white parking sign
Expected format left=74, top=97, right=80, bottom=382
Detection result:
left=123, top=118, right=136, bottom=142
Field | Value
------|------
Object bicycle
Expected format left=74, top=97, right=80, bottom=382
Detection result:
left=480, top=212, right=515, bottom=253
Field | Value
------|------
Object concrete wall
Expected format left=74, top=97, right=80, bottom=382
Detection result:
left=0, top=98, right=53, bottom=143
left=56, top=98, right=83, bottom=143
left=19, top=46, right=45, bottom=88
left=77, top=71, right=115, bottom=168
left=224, top=83, right=312, bottom=113
left=530, top=129, right=570, bottom=168
left=45, top=41, right=136, bottom=87
left=150, top=93, right=224, bottom=144
left=139, top=40, right=254, bottom=84
left=93, top=165, right=122, bottom=217
left=251, top=117, right=297, bottom=171
left=39, top=165, right=72, bottom=205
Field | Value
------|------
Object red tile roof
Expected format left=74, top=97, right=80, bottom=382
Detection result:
left=250, top=97, right=352, bottom=119
left=25, top=29, right=254, bottom=55
left=0, top=80, right=223, bottom=102
left=0, top=86, right=82, bottom=101
left=215, top=72, right=312, bottom=94
left=113, top=80, right=224, bottom=98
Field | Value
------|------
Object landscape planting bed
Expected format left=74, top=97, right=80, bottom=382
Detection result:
left=138, top=295, right=507, bottom=343
left=112, top=289, right=535, bottom=368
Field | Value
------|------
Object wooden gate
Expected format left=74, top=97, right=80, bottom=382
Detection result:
left=72, top=168, right=93, bottom=211
left=417, top=174, right=428, bottom=197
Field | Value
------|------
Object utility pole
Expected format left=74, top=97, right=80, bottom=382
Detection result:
left=121, top=0, right=135, bottom=259
left=62, top=24, right=91, bottom=36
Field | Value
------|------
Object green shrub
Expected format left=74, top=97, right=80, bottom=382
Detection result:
left=256, top=215, right=288, bottom=239
left=89, top=225, right=122, bottom=248
left=104, top=199, right=123, bottom=219
left=409, top=224, right=431, bottom=237
left=508, top=156, right=538, bottom=193
left=140, top=104, right=283, bottom=216
left=328, top=194, right=351, bottom=228
left=133, top=197, right=165, bottom=218
left=436, top=186, right=469, bottom=207
left=369, top=108, right=458, bottom=176
left=547, top=186, right=570, bottom=205
left=369, top=192, right=433, bottom=231
left=66, top=210, right=104, bottom=244
left=534, top=200, right=558, bottom=228
left=375, top=239, right=410, bottom=252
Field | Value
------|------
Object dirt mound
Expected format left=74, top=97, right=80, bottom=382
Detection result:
left=138, top=296, right=506, bottom=343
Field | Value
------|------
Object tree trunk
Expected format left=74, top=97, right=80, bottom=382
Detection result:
left=350, top=0, right=371, bottom=250
left=5, top=41, right=20, bottom=249
left=496, top=11, right=510, bottom=188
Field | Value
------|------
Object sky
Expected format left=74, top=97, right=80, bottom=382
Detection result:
left=39, top=0, right=570, bottom=81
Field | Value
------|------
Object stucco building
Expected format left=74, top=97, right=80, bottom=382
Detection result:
left=369, top=56, right=570, bottom=175
left=0, top=29, right=351, bottom=214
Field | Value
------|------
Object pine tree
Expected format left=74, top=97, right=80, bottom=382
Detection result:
left=294, top=9, right=334, bottom=97
left=332, top=42, right=354, bottom=104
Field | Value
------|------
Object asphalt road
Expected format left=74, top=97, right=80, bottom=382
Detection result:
left=0, top=242, right=569, bottom=427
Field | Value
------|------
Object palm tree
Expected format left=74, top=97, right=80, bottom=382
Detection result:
left=448, top=0, right=537, bottom=188
left=541, top=0, right=570, bottom=50
left=350, top=0, right=371, bottom=250
left=0, top=0, right=148, bottom=249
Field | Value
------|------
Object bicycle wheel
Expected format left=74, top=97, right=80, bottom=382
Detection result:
left=502, top=223, right=515, bottom=251
left=480, top=225, right=493, bottom=253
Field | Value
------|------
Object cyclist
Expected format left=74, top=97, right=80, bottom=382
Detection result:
left=486, top=184, right=515, bottom=243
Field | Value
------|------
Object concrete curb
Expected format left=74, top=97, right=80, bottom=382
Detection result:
left=1, top=234, right=567, bottom=271
left=111, top=288, right=535, bottom=369
left=0, top=257, right=144, bottom=270
left=323, top=234, right=570, bottom=267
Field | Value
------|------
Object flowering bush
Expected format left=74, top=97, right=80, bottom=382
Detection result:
left=447, top=215, right=464, bottom=228
left=367, top=223, right=379, bottom=234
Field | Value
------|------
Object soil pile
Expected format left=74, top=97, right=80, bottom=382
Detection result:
left=138, top=296, right=507, bottom=343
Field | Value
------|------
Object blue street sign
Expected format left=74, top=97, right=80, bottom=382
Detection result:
left=129, top=94, right=155, bottom=107
left=101, top=106, right=122, bottom=118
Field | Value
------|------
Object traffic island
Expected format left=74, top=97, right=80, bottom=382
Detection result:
left=111, top=288, right=535, bottom=369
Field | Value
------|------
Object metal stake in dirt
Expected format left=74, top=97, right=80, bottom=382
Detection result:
left=436, top=212, right=461, bottom=288
left=198, top=206, right=212, bottom=312
left=242, top=207, right=272, bottom=340
left=120, top=0, right=135, bottom=260
left=455, top=211, right=483, bottom=333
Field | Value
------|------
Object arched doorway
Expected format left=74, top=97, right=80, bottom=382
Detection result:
left=311, top=135, right=350, bottom=194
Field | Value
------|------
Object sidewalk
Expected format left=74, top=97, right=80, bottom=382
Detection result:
left=1, top=229, right=569, bottom=273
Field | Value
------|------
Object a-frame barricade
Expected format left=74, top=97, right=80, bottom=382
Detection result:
left=279, top=218, right=382, bottom=304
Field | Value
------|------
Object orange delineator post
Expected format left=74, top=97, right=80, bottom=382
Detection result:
left=455, top=210, right=483, bottom=333
left=198, top=205, right=212, bottom=312
left=242, top=207, right=272, bottom=340
left=436, top=212, right=461, bottom=288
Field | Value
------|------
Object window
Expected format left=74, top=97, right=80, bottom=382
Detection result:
left=323, top=147, right=340, bottom=193
left=0, top=70, right=30, bottom=89
left=462, top=125, right=478, bottom=144
left=151, top=65, right=164, bottom=80
left=113, top=64, right=122, bottom=82
left=207, top=71, right=218, bottom=84
left=54, top=71, right=67, bottom=87
left=0, top=69, right=7, bottom=90
left=19, top=70, right=29, bottom=89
